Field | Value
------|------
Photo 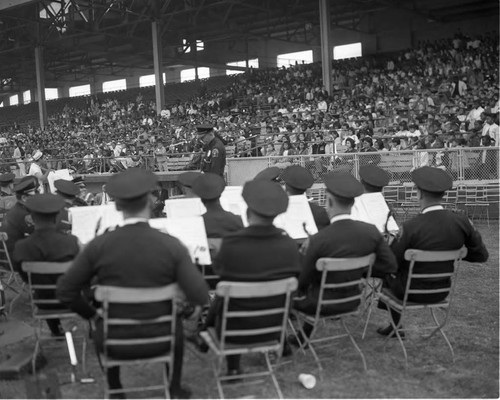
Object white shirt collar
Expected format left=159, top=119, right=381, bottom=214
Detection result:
left=330, top=214, right=352, bottom=224
left=122, top=217, right=149, bottom=226
left=421, top=205, right=444, bottom=214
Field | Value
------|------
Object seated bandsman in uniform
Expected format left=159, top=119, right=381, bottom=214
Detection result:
left=358, top=164, right=398, bottom=242
left=378, top=167, right=489, bottom=337
left=191, top=173, right=243, bottom=238
left=71, top=176, right=90, bottom=206
left=54, top=179, right=81, bottom=234
left=176, top=171, right=203, bottom=198
left=200, top=180, right=301, bottom=377
left=57, top=168, right=209, bottom=398
left=281, top=165, right=330, bottom=231
left=1, top=176, right=39, bottom=261
left=359, top=165, right=390, bottom=194
left=0, top=173, right=17, bottom=214
left=253, top=166, right=281, bottom=182
left=293, top=172, right=397, bottom=343
left=13, top=194, right=80, bottom=337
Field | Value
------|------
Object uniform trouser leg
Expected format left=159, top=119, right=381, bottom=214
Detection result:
left=169, top=318, right=184, bottom=391
left=226, top=355, right=241, bottom=372
left=46, top=318, right=63, bottom=335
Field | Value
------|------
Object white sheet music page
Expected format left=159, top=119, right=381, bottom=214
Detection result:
left=351, top=193, right=398, bottom=233
left=219, top=186, right=248, bottom=225
left=69, top=205, right=123, bottom=244
left=69, top=206, right=102, bottom=244
left=47, top=169, right=73, bottom=193
left=163, top=198, right=206, bottom=218
left=150, top=217, right=211, bottom=265
left=273, top=195, right=318, bottom=239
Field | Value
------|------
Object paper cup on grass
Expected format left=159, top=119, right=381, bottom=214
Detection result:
left=298, top=373, right=316, bottom=389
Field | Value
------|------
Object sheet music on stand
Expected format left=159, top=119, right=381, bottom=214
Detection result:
left=219, top=186, right=248, bottom=225
left=69, top=205, right=124, bottom=244
left=47, top=169, right=73, bottom=194
left=149, top=217, right=211, bottom=265
left=273, top=195, right=318, bottom=239
left=163, top=198, right=206, bottom=218
left=351, top=192, right=399, bottom=233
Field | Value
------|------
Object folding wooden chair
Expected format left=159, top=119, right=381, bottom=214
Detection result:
left=400, top=186, right=420, bottom=221
left=22, top=261, right=88, bottom=374
left=290, top=254, right=375, bottom=374
left=94, top=284, right=179, bottom=399
left=377, top=247, right=467, bottom=368
left=200, top=277, right=298, bottom=399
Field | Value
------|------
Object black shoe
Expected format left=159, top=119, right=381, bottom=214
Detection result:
left=170, top=386, right=192, bottom=399
left=109, top=393, right=126, bottom=399
left=281, top=340, right=293, bottom=357
left=376, top=325, right=405, bottom=339
left=185, top=333, right=209, bottom=353
left=287, top=333, right=309, bottom=349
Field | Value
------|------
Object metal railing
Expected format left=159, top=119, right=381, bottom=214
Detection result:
left=1, top=147, right=498, bottom=186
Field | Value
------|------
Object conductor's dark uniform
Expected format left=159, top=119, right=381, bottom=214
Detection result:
left=295, top=173, right=397, bottom=316
left=197, top=125, right=226, bottom=177
left=57, top=168, right=209, bottom=397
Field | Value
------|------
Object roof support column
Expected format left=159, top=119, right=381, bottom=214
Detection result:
left=151, top=20, right=165, bottom=115
left=319, top=0, right=332, bottom=95
left=35, top=46, right=48, bottom=130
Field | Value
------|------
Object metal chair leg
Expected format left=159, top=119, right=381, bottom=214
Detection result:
left=265, top=352, right=283, bottom=399
left=430, top=308, right=455, bottom=363
left=342, top=319, right=367, bottom=371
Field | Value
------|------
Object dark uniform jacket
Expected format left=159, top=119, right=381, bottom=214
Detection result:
left=57, top=221, right=209, bottom=359
left=212, top=225, right=301, bottom=343
left=296, top=215, right=397, bottom=315
left=389, top=206, right=489, bottom=302
left=202, top=204, right=244, bottom=238
left=1, top=202, right=34, bottom=262
left=13, top=227, right=80, bottom=306
left=309, top=202, right=330, bottom=231
left=0, top=193, right=16, bottom=214
left=201, top=137, right=226, bottom=177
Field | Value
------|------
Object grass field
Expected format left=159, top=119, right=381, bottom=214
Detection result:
left=0, top=222, right=498, bottom=399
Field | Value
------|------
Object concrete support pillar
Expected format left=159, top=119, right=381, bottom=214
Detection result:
left=35, top=46, right=48, bottom=130
left=126, top=76, right=140, bottom=90
left=152, top=20, right=165, bottom=115
left=209, top=67, right=227, bottom=78
left=319, top=0, right=332, bottom=94
left=59, top=86, right=70, bottom=99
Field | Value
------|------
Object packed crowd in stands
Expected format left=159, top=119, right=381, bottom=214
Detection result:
left=0, top=30, right=498, bottom=176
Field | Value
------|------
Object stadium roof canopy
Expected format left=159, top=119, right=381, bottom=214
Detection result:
left=0, top=0, right=498, bottom=96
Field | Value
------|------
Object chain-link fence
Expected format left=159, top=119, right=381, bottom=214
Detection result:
left=258, top=147, right=499, bottom=186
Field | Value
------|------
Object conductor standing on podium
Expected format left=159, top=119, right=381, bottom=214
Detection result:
left=197, top=125, right=226, bottom=177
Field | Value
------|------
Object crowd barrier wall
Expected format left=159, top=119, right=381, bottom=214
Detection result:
left=227, top=147, right=499, bottom=186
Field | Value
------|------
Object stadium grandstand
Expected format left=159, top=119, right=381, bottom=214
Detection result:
left=0, top=0, right=498, bottom=399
